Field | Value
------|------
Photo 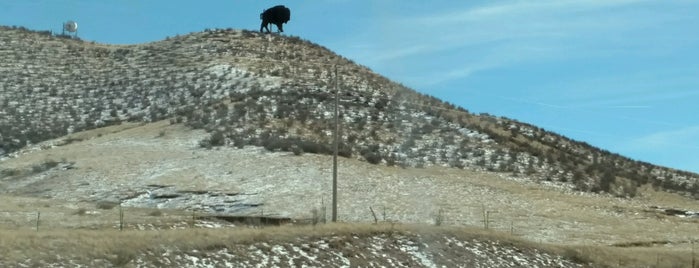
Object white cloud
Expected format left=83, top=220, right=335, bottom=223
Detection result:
left=373, top=45, right=432, bottom=62
left=606, top=105, right=652, bottom=109
left=384, top=0, right=654, bottom=52
left=407, top=0, right=648, bottom=27
left=341, top=0, right=695, bottom=86
left=619, top=126, right=699, bottom=172
left=546, top=67, right=699, bottom=110
left=626, top=126, right=699, bottom=150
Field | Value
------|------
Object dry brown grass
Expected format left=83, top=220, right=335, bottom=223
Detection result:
left=1, top=223, right=695, bottom=267
left=560, top=245, right=698, bottom=268
left=439, top=225, right=699, bottom=268
left=0, top=223, right=394, bottom=262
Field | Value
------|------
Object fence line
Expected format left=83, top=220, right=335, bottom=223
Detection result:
left=0, top=206, right=293, bottom=231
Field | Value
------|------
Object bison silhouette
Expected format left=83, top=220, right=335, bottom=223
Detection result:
left=260, top=5, right=291, bottom=33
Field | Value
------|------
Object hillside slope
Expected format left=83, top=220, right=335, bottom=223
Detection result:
left=0, top=25, right=698, bottom=198
left=1, top=26, right=699, bottom=267
left=0, top=121, right=697, bottom=267
left=2, top=118, right=698, bottom=245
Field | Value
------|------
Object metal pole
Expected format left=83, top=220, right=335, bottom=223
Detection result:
left=332, top=65, right=339, bottom=222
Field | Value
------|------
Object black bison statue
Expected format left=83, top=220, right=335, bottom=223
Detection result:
left=260, top=5, right=291, bottom=33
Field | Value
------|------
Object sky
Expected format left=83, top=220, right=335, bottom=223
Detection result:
left=1, top=0, right=698, bottom=173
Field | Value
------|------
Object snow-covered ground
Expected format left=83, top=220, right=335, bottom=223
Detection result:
left=5, top=233, right=582, bottom=267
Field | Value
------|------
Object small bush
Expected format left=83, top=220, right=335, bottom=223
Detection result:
left=560, top=248, right=592, bottom=265
left=109, top=249, right=136, bottom=267
left=31, top=159, right=60, bottom=173
left=0, top=168, right=22, bottom=178
left=338, top=144, right=353, bottom=158
left=291, top=145, right=303, bottom=156
left=385, top=156, right=397, bottom=167
left=199, top=139, right=213, bottom=149
left=209, top=131, right=226, bottom=147
left=96, top=201, right=119, bottom=210
left=262, top=137, right=293, bottom=152
left=232, top=136, right=246, bottom=149
left=298, top=140, right=331, bottom=155
left=363, top=152, right=382, bottom=165
left=199, top=131, right=226, bottom=149
left=148, top=210, right=163, bottom=217
left=74, top=208, right=87, bottom=216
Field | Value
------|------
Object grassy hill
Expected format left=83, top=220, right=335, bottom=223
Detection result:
left=0, top=25, right=698, bottom=267
left=1, top=25, right=698, bottom=198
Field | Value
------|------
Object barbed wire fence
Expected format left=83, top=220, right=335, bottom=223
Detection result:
left=0, top=204, right=302, bottom=231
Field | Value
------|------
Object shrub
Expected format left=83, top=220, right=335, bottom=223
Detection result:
left=338, top=144, right=352, bottom=158
left=199, top=131, right=226, bottom=149
left=262, top=136, right=295, bottom=152
left=31, top=159, right=60, bottom=173
left=199, top=139, right=213, bottom=149
left=209, top=131, right=226, bottom=146
left=298, top=140, right=331, bottom=154
left=600, top=170, right=615, bottom=193
left=385, top=155, right=397, bottom=167
left=148, top=210, right=163, bottom=217
left=363, top=152, right=382, bottom=165
left=74, top=208, right=87, bottom=216
left=291, top=145, right=303, bottom=156
left=0, top=168, right=22, bottom=178
left=96, top=201, right=119, bottom=210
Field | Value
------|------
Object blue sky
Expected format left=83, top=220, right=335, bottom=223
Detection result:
left=2, top=1, right=698, bottom=173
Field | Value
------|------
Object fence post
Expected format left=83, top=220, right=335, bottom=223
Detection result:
left=321, top=197, right=326, bottom=224
left=260, top=208, right=264, bottom=227
left=692, top=240, right=696, bottom=268
left=382, top=206, right=386, bottom=222
left=191, top=210, right=196, bottom=227
left=434, top=208, right=444, bottom=226
left=36, top=212, right=40, bottom=232
left=119, top=205, right=124, bottom=231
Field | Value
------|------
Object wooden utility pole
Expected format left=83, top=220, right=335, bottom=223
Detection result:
left=332, top=65, right=339, bottom=222
left=692, top=240, right=696, bottom=268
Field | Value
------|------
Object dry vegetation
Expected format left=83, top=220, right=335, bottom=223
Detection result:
left=0, top=224, right=551, bottom=266
left=2, top=26, right=699, bottom=267
left=1, top=122, right=698, bottom=267
left=0, top=221, right=697, bottom=267
left=1, top=25, right=698, bottom=199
